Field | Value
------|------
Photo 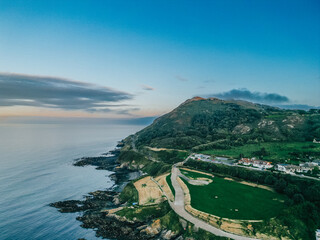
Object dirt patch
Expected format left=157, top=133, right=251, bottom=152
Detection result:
left=102, top=206, right=123, bottom=215
left=146, top=147, right=187, bottom=152
left=255, top=233, right=291, bottom=240
left=179, top=167, right=214, bottom=178
left=239, top=181, right=275, bottom=192
left=196, top=177, right=213, bottom=183
left=155, top=173, right=174, bottom=202
left=134, top=176, right=165, bottom=205
left=224, top=177, right=234, bottom=181
left=224, top=177, right=275, bottom=192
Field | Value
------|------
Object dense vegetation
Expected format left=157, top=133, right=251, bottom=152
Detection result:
left=117, top=201, right=171, bottom=221
left=118, top=150, right=171, bottom=176
left=185, top=159, right=320, bottom=239
left=119, top=182, right=139, bottom=204
left=134, top=97, right=320, bottom=151
left=148, top=150, right=189, bottom=164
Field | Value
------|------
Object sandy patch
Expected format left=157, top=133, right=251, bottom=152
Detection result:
left=146, top=147, right=187, bottom=152
left=255, top=233, right=291, bottom=240
left=224, top=177, right=234, bottom=181
left=134, top=176, right=165, bottom=205
left=224, top=177, right=274, bottom=192
left=239, top=181, right=275, bottom=192
left=101, top=206, right=123, bottom=214
left=179, top=167, right=214, bottom=178
left=194, top=177, right=213, bottom=183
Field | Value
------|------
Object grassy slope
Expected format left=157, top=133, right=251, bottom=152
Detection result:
left=135, top=97, right=320, bottom=151
left=119, top=182, right=139, bottom=204
left=183, top=176, right=287, bottom=220
left=166, top=174, right=175, bottom=196
left=202, top=142, right=320, bottom=163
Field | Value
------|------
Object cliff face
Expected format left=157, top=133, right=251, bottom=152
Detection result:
left=134, top=97, right=320, bottom=150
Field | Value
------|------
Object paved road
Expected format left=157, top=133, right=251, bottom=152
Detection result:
left=170, top=165, right=260, bottom=240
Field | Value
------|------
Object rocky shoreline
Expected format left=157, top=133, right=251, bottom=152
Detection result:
left=50, top=143, right=225, bottom=240
left=50, top=144, right=154, bottom=240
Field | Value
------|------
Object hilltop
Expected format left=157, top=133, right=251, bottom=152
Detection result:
left=133, top=97, right=320, bottom=151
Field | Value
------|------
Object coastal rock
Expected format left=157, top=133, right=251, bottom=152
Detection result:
left=50, top=190, right=117, bottom=213
left=141, top=226, right=160, bottom=236
left=113, top=195, right=120, bottom=205
left=162, top=230, right=173, bottom=239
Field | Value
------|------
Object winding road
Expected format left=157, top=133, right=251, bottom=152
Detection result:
left=169, top=165, right=260, bottom=240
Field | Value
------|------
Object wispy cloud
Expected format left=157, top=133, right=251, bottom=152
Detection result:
left=0, top=116, right=156, bottom=125
left=0, top=72, right=136, bottom=114
left=175, top=75, right=189, bottom=82
left=141, top=84, right=155, bottom=91
left=207, top=88, right=289, bottom=104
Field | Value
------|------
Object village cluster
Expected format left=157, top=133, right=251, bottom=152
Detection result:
left=190, top=153, right=320, bottom=175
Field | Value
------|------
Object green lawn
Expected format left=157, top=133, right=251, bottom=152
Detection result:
left=201, top=142, right=320, bottom=163
left=166, top=174, right=175, bottom=196
left=183, top=176, right=287, bottom=220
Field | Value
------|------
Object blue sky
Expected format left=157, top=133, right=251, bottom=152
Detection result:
left=0, top=0, right=319, bottom=119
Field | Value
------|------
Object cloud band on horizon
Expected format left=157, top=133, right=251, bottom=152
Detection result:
left=0, top=73, right=137, bottom=114
left=207, top=88, right=289, bottom=104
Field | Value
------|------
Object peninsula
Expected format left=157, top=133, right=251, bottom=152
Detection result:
left=52, top=97, right=320, bottom=240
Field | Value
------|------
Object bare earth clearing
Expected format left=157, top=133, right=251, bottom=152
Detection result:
left=133, top=176, right=165, bottom=205
left=224, top=177, right=275, bottom=192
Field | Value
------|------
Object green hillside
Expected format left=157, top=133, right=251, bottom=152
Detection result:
left=134, top=97, right=320, bottom=151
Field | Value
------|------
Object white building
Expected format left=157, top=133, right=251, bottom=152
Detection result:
left=253, top=160, right=273, bottom=169
left=316, top=229, right=320, bottom=240
left=238, top=158, right=273, bottom=169
left=191, top=154, right=212, bottom=161
left=277, top=164, right=302, bottom=173
left=299, top=162, right=318, bottom=172
left=313, top=138, right=320, bottom=144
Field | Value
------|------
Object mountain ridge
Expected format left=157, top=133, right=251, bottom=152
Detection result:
left=133, top=97, right=320, bottom=150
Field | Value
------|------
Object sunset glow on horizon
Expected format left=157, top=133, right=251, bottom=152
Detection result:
left=0, top=0, right=319, bottom=120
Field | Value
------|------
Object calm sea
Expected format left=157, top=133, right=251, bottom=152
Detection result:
left=0, top=123, right=144, bottom=240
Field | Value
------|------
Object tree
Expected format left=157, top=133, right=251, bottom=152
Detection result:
left=275, top=178, right=287, bottom=193
left=312, top=166, right=320, bottom=175
left=264, top=175, right=276, bottom=185
left=293, top=193, right=304, bottom=204
left=239, top=169, right=248, bottom=179
left=285, top=184, right=300, bottom=197
left=252, top=147, right=269, bottom=159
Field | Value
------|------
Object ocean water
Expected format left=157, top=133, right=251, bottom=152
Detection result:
left=0, top=123, right=144, bottom=240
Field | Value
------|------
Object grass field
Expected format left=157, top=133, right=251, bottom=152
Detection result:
left=183, top=173, right=287, bottom=220
left=201, top=142, right=320, bottom=163
left=166, top=174, right=175, bottom=196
